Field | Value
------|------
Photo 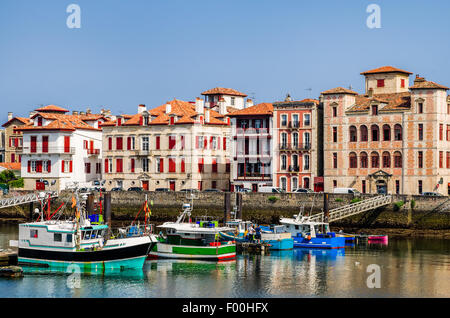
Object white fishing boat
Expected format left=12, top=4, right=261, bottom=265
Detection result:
left=10, top=189, right=157, bottom=270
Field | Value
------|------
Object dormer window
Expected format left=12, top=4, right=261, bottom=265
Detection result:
left=377, top=79, right=385, bottom=88
left=169, top=116, right=175, bottom=125
left=37, top=117, right=43, bottom=127
left=401, top=79, right=405, bottom=88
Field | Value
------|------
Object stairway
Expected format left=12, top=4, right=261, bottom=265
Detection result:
left=0, top=191, right=58, bottom=209
left=308, top=195, right=392, bottom=223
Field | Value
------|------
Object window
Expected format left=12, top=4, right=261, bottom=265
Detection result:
left=212, top=158, right=218, bottom=173
left=54, top=233, right=62, bottom=242
left=418, top=102, right=423, bottom=114
left=168, top=135, right=176, bottom=150
left=293, top=133, right=299, bottom=148
left=116, top=159, right=123, bottom=173
left=304, top=114, right=311, bottom=126
left=231, top=97, right=235, bottom=106
left=372, top=105, right=378, bottom=115
left=383, top=125, right=391, bottom=141
left=360, top=152, right=368, bottom=168
left=42, top=136, right=49, bottom=153
left=304, top=132, right=311, bottom=148
left=292, top=114, right=299, bottom=127
left=127, top=136, right=135, bottom=150
left=396, top=180, right=400, bottom=194
left=96, top=163, right=101, bottom=174
left=439, top=124, right=443, bottom=141
left=377, top=79, right=385, bottom=88
left=281, top=155, right=287, bottom=170
left=371, top=152, right=380, bottom=168
left=418, top=151, right=423, bottom=168
left=447, top=125, right=450, bottom=141
left=169, top=158, right=176, bottom=172
left=280, top=177, right=287, bottom=191
left=418, top=124, right=423, bottom=141
left=360, top=125, right=368, bottom=142
left=371, top=125, right=379, bottom=141
left=382, top=152, right=390, bottom=168
left=198, top=158, right=204, bottom=173
left=226, top=159, right=231, bottom=173
left=85, top=163, right=91, bottom=174
left=333, top=127, right=337, bottom=143
left=142, top=158, right=149, bottom=172
left=394, top=124, right=402, bottom=141
left=303, top=154, right=310, bottom=170
left=394, top=152, right=402, bottom=168
left=292, top=177, right=298, bottom=190
left=349, top=126, right=357, bottom=142
left=157, top=158, right=164, bottom=173
left=116, top=137, right=123, bottom=150
left=439, top=151, right=443, bottom=168
left=180, top=158, right=185, bottom=173
left=447, top=152, right=450, bottom=169
left=66, top=234, right=73, bottom=243
left=418, top=180, right=423, bottom=194
left=333, top=180, right=337, bottom=188
left=281, top=133, right=287, bottom=148
left=362, top=180, right=366, bottom=194
left=30, top=136, right=37, bottom=153
left=108, top=137, right=112, bottom=150
left=332, top=106, right=337, bottom=117
left=303, top=177, right=310, bottom=189
left=156, top=136, right=161, bottom=150
left=130, top=158, right=135, bottom=173
left=401, top=79, right=405, bottom=88
left=281, top=114, right=288, bottom=126
left=30, top=229, right=38, bottom=238
left=142, top=137, right=149, bottom=151
left=332, top=153, right=337, bottom=169
left=349, top=152, right=357, bottom=168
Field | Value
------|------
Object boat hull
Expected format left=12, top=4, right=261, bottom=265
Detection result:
left=18, top=239, right=154, bottom=270
left=148, top=242, right=236, bottom=261
left=293, top=236, right=346, bottom=249
left=220, top=232, right=294, bottom=250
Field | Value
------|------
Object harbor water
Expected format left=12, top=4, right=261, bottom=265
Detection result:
left=1, top=224, right=449, bottom=298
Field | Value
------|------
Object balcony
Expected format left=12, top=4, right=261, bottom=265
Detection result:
left=279, top=143, right=311, bottom=151
left=20, top=147, right=75, bottom=155
left=87, top=148, right=100, bottom=156
left=235, top=127, right=270, bottom=136
left=288, top=165, right=300, bottom=173
left=287, top=122, right=300, bottom=129
left=236, top=173, right=271, bottom=181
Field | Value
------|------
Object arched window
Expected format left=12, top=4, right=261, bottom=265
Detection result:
left=303, top=177, right=310, bottom=189
left=394, top=124, right=402, bottom=141
left=360, top=125, right=368, bottom=142
left=383, top=125, right=391, bottom=141
left=349, top=152, right=357, bottom=168
left=371, top=151, right=380, bottom=168
left=394, top=151, right=402, bottom=168
left=349, top=126, right=357, bottom=142
left=360, top=152, right=368, bottom=168
left=371, top=125, right=379, bottom=141
left=382, top=151, right=391, bottom=168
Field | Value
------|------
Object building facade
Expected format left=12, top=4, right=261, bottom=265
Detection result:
left=101, top=97, right=232, bottom=192
left=17, top=105, right=105, bottom=191
left=228, top=102, right=273, bottom=192
left=272, top=96, right=323, bottom=192
left=322, top=66, right=450, bottom=195
left=2, top=113, right=32, bottom=164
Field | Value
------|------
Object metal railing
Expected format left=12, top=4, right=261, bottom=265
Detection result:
left=279, top=143, right=311, bottom=151
left=20, top=147, right=75, bottom=155
left=0, top=191, right=58, bottom=210
left=307, top=195, right=392, bottom=223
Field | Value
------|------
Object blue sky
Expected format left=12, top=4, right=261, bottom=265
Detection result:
left=1, top=0, right=450, bottom=123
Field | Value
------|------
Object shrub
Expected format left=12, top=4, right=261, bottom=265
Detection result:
left=268, top=196, right=279, bottom=203
left=8, top=178, right=24, bottom=189
left=394, top=200, right=404, bottom=211
left=410, top=199, right=416, bottom=209
left=350, top=197, right=362, bottom=204
left=335, top=198, right=343, bottom=202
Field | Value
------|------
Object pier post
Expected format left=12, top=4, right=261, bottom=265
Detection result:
left=236, top=193, right=242, bottom=219
left=103, top=192, right=111, bottom=227
left=224, top=192, right=231, bottom=224
left=87, top=194, right=94, bottom=214
left=323, top=192, right=329, bottom=223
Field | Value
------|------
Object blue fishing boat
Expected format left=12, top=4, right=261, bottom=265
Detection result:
left=279, top=210, right=346, bottom=249
left=220, top=220, right=293, bottom=250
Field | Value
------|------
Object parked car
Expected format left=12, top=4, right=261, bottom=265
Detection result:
left=203, top=188, right=222, bottom=192
left=179, top=189, right=199, bottom=193
left=258, top=186, right=285, bottom=193
left=128, top=187, right=143, bottom=192
left=155, top=188, right=171, bottom=192
left=110, top=187, right=123, bottom=192
left=237, top=188, right=252, bottom=193
left=333, top=188, right=361, bottom=195
left=421, top=192, right=444, bottom=196
left=292, top=188, right=314, bottom=193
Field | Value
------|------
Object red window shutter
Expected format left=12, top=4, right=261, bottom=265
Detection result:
left=127, top=137, right=131, bottom=150
left=159, top=158, right=164, bottom=172
left=210, top=136, right=213, bottom=149
left=42, top=136, right=49, bottom=153
left=195, top=136, right=199, bottom=149
left=116, top=159, right=123, bottom=173
left=198, top=158, right=204, bottom=173
left=139, top=117, right=143, bottom=126
left=401, top=79, right=405, bottom=88
left=61, top=160, right=65, bottom=173
left=169, top=158, right=176, bottom=172
left=131, top=158, right=135, bottom=173
left=156, top=136, right=160, bottom=150
left=28, top=161, right=31, bottom=173
left=116, top=137, right=123, bottom=150
left=9, top=138, right=11, bottom=147
left=69, top=161, right=73, bottom=173
left=105, top=159, right=109, bottom=173
left=377, top=79, right=385, bottom=88
left=170, top=117, right=174, bottom=125
left=180, top=135, right=185, bottom=150
left=212, top=158, right=217, bottom=173
left=64, top=136, right=70, bottom=153
left=181, top=158, right=185, bottom=173
left=204, top=137, right=207, bottom=149
left=223, top=137, right=227, bottom=151
left=108, top=138, right=112, bottom=150
left=31, top=136, right=37, bottom=153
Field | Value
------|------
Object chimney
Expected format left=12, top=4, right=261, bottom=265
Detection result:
left=218, top=98, right=227, bottom=115
left=86, top=108, right=92, bottom=114
left=368, top=88, right=374, bottom=98
left=414, top=74, right=426, bottom=85
left=138, top=104, right=147, bottom=114
left=246, top=98, right=254, bottom=108
left=7, top=112, right=13, bottom=121
left=80, top=111, right=86, bottom=116
left=195, top=97, right=204, bottom=114
left=205, top=110, right=210, bottom=123
left=285, top=94, right=292, bottom=102
left=72, top=111, right=79, bottom=115
left=165, top=103, right=172, bottom=114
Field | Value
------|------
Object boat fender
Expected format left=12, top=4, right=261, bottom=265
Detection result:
left=306, top=235, right=311, bottom=240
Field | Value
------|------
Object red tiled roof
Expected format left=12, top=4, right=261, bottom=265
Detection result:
left=347, top=92, right=411, bottom=112
left=17, top=113, right=101, bottom=132
left=2, top=117, right=32, bottom=128
left=321, top=87, right=359, bottom=95
left=34, top=105, right=69, bottom=113
left=201, top=87, right=247, bottom=97
left=227, top=103, right=273, bottom=117
left=360, top=66, right=413, bottom=75
left=409, top=80, right=448, bottom=90
left=0, top=162, right=21, bottom=170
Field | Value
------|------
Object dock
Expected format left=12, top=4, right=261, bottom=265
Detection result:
left=0, top=251, right=18, bottom=266
left=236, top=242, right=271, bottom=255
left=0, top=251, right=22, bottom=278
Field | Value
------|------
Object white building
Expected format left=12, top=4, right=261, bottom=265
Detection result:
left=18, top=105, right=107, bottom=191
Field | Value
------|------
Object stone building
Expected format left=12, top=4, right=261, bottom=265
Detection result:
left=322, top=66, right=450, bottom=195
left=272, top=96, right=323, bottom=192
left=2, top=112, right=32, bottom=164
left=101, top=96, right=233, bottom=192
